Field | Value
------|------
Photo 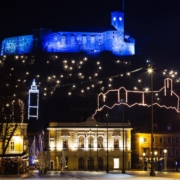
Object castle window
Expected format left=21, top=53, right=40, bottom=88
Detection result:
left=113, top=17, right=116, bottom=21
left=159, top=137, right=163, bottom=143
left=119, top=17, right=122, bottom=21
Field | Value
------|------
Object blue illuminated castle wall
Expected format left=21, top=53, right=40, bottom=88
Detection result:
left=1, top=11, right=135, bottom=56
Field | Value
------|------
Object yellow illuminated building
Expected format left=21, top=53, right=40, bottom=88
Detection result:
left=0, top=123, right=28, bottom=174
left=47, top=117, right=132, bottom=171
left=132, top=123, right=180, bottom=170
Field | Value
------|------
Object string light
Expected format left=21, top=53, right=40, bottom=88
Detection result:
left=93, top=78, right=180, bottom=118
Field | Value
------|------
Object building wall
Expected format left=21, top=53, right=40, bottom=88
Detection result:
left=0, top=123, right=28, bottom=155
left=132, top=131, right=180, bottom=169
left=47, top=119, right=132, bottom=171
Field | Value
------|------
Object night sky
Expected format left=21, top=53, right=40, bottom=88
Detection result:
left=1, top=0, right=180, bottom=132
left=0, top=0, right=180, bottom=63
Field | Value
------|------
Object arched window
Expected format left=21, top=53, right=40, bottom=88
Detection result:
left=88, top=136, right=93, bottom=148
left=98, top=137, right=103, bottom=148
left=79, top=136, right=84, bottom=148
left=114, top=139, right=119, bottom=148
left=63, top=139, right=68, bottom=148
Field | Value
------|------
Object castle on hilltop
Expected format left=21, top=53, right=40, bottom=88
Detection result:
left=1, top=11, right=135, bottom=56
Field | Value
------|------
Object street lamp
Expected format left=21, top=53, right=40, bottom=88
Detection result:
left=148, top=61, right=155, bottom=176
left=96, top=123, right=99, bottom=172
left=154, top=151, right=157, bottom=171
left=90, top=128, right=92, bottom=171
left=163, top=149, right=167, bottom=171
left=143, top=152, right=146, bottom=171
left=121, top=100, right=125, bottom=174
left=106, top=112, right=109, bottom=173
left=84, top=134, right=86, bottom=171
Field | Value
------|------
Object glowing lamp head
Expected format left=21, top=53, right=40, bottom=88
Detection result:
left=154, top=151, right=158, bottom=155
left=164, top=149, right=167, bottom=153
left=148, top=68, right=153, bottom=74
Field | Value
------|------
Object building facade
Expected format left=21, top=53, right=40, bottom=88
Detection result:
left=0, top=123, right=28, bottom=174
left=47, top=118, right=132, bottom=171
left=132, top=123, right=180, bottom=170
left=1, top=11, right=135, bottom=56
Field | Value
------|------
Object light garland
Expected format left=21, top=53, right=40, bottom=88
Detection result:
left=92, top=78, right=180, bottom=118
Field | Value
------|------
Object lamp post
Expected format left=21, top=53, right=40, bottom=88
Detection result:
left=84, top=134, right=86, bottom=171
left=106, top=112, right=109, bottom=173
left=96, top=123, right=99, bottom=172
left=154, top=151, right=157, bottom=171
left=121, top=99, right=125, bottom=174
left=148, top=61, right=155, bottom=176
left=163, top=149, right=167, bottom=171
left=90, top=128, right=92, bottom=171
left=143, top=152, right=146, bottom=171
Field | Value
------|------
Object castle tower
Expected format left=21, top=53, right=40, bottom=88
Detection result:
left=111, top=11, right=124, bottom=32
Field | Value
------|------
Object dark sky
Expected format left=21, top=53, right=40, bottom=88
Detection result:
left=0, top=0, right=180, bottom=63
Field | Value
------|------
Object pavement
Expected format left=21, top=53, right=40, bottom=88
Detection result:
left=0, top=169, right=180, bottom=179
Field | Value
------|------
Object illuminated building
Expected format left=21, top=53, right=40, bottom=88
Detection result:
left=47, top=118, right=132, bottom=171
left=0, top=123, right=29, bottom=174
left=1, top=11, right=135, bottom=57
left=132, top=122, right=180, bottom=171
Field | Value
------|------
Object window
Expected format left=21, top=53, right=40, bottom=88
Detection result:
left=159, top=137, right=163, bottom=143
left=168, top=137, right=172, bottom=143
left=168, top=149, right=172, bottom=156
left=114, top=139, right=119, bottom=148
left=63, top=139, right=68, bottom=148
left=79, top=136, right=84, bottom=148
left=176, top=137, right=179, bottom=143
left=10, top=141, right=14, bottom=150
left=159, top=148, right=163, bottom=155
left=175, top=149, right=180, bottom=156
left=143, top=138, right=147, bottom=143
left=97, top=137, right=103, bottom=148
left=88, top=136, right=93, bottom=148
left=153, top=137, right=155, bottom=143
